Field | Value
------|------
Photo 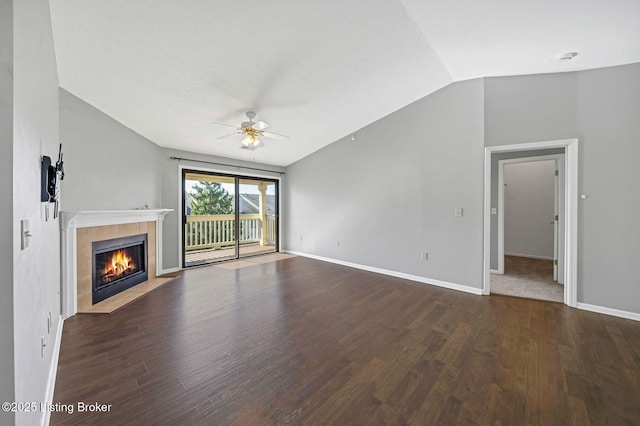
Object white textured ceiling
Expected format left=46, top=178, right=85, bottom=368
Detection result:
left=50, top=0, right=640, bottom=167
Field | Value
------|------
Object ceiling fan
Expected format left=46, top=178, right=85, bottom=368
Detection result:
left=212, top=111, right=290, bottom=150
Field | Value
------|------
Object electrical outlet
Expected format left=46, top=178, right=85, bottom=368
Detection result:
left=455, top=208, right=463, bottom=217
left=418, top=251, right=428, bottom=261
left=491, top=208, right=497, bottom=215
left=335, top=240, right=340, bottom=247
left=300, top=235, right=303, bottom=242
left=41, top=336, right=46, bottom=358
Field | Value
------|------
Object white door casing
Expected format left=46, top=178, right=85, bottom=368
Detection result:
left=483, top=138, right=578, bottom=307
left=556, top=158, right=566, bottom=284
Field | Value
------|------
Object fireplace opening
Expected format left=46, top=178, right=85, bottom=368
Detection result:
left=92, top=234, right=148, bottom=304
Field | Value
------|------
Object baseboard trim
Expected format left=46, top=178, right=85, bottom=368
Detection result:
left=576, top=303, right=640, bottom=322
left=161, top=267, right=181, bottom=275
left=42, top=315, right=64, bottom=426
left=505, top=252, right=554, bottom=261
left=284, top=250, right=483, bottom=296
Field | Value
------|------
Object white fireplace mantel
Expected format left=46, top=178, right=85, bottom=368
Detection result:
left=60, top=209, right=173, bottom=318
left=60, top=209, right=173, bottom=229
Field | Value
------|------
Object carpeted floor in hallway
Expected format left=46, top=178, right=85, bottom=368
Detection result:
left=491, top=255, right=563, bottom=303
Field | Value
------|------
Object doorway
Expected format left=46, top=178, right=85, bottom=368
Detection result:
left=492, top=156, right=563, bottom=302
left=483, top=139, right=578, bottom=307
left=182, top=170, right=279, bottom=267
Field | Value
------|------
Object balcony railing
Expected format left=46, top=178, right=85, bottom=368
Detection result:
left=185, top=214, right=276, bottom=251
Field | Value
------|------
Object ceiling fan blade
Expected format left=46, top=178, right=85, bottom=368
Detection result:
left=217, top=132, right=242, bottom=140
left=262, top=131, right=290, bottom=141
left=211, top=121, right=239, bottom=129
left=253, top=120, right=270, bottom=130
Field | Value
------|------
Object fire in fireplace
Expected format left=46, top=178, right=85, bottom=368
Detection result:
left=92, top=234, right=148, bottom=304
left=97, top=248, right=140, bottom=285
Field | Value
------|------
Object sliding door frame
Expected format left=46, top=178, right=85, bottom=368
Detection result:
left=179, top=165, right=281, bottom=268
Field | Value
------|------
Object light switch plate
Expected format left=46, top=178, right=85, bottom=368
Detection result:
left=21, top=219, right=30, bottom=250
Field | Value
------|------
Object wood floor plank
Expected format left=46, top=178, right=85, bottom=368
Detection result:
left=51, top=255, right=640, bottom=425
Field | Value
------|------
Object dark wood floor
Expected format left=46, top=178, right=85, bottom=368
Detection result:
left=51, top=256, right=640, bottom=425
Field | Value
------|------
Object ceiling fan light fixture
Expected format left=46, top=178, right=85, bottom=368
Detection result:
left=241, top=133, right=261, bottom=148
left=213, top=111, right=287, bottom=150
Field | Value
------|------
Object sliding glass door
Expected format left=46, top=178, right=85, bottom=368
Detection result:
left=238, top=178, right=278, bottom=258
left=182, top=170, right=278, bottom=267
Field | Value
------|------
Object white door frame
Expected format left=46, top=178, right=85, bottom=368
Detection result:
left=556, top=157, right=566, bottom=284
left=497, top=154, right=563, bottom=275
left=483, top=139, right=578, bottom=307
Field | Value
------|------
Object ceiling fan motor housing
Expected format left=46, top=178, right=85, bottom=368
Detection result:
left=241, top=111, right=257, bottom=128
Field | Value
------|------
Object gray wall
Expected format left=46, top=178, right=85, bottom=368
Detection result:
left=159, top=148, right=284, bottom=270
left=12, top=0, right=62, bottom=424
left=0, top=0, right=15, bottom=423
left=284, top=79, right=485, bottom=289
left=504, top=160, right=555, bottom=259
left=59, top=89, right=162, bottom=211
left=489, top=148, right=563, bottom=269
left=485, top=63, right=640, bottom=313
left=484, top=72, right=579, bottom=146
left=576, top=64, right=640, bottom=312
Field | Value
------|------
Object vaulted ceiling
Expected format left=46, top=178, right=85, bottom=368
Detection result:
left=50, top=0, right=640, bottom=166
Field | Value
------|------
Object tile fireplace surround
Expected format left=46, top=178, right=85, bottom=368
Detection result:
left=60, top=209, right=173, bottom=317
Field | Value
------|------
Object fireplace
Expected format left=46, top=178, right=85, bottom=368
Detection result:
left=92, top=233, right=148, bottom=304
